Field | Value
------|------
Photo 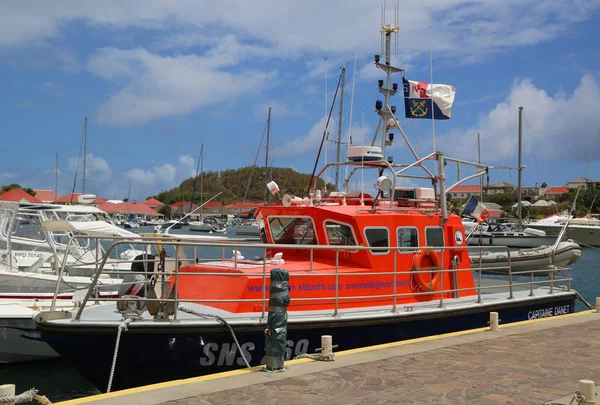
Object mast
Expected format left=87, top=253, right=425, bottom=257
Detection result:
left=517, top=106, right=524, bottom=227
left=190, top=143, right=203, bottom=217
left=82, top=118, right=88, bottom=194
left=200, top=144, right=204, bottom=218
left=477, top=133, right=483, bottom=201
left=263, top=107, right=271, bottom=205
left=127, top=178, right=131, bottom=219
left=335, top=67, right=346, bottom=191
left=54, top=152, right=59, bottom=203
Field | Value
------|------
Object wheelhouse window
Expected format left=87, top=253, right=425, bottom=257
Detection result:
left=9, top=213, right=46, bottom=242
left=268, top=217, right=317, bottom=245
left=364, top=227, right=389, bottom=255
left=397, top=227, right=418, bottom=253
left=325, top=221, right=357, bottom=246
left=425, top=227, right=444, bottom=248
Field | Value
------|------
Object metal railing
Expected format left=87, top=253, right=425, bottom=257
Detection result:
left=55, top=235, right=575, bottom=322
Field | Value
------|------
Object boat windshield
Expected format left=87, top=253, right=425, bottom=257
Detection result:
left=268, top=217, right=317, bottom=245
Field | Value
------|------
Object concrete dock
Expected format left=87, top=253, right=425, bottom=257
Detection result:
left=56, top=310, right=600, bottom=405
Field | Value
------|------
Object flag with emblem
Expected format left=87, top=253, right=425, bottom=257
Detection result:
left=461, top=195, right=491, bottom=224
left=403, top=77, right=456, bottom=120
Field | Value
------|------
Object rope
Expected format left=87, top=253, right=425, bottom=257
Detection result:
left=106, top=310, right=143, bottom=393
left=575, top=291, right=595, bottom=310
left=541, top=389, right=596, bottom=405
left=178, top=306, right=251, bottom=369
left=0, top=388, right=52, bottom=404
left=294, top=353, right=335, bottom=362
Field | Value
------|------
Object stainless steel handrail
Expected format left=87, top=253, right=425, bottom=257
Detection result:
left=67, top=235, right=575, bottom=320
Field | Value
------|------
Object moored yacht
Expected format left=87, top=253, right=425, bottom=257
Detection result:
left=527, top=213, right=600, bottom=247
left=34, top=19, right=580, bottom=392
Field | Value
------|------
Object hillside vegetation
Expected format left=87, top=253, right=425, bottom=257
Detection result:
left=153, top=166, right=332, bottom=205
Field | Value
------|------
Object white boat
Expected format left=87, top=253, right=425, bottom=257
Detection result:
left=526, top=214, right=600, bottom=247
left=469, top=241, right=582, bottom=276
left=234, top=220, right=260, bottom=236
left=161, top=219, right=183, bottom=230
left=0, top=201, right=141, bottom=290
left=1, top=299, right=72, bottom=362
left=0, top=293, right=121, bottom=363
left=464, top=219, right=557, bottom=248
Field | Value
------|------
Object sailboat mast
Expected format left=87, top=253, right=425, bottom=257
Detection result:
left=127, top=179, right=131, bottom=216
left=335, top=68, right=346, bottom=191
left=477, top=133, right=483, bottom=201
left=517, top=106, right=524, bottom=226
left=55, top=152, right=59, bottom=203
left=82, top=117, right=87, bottom=194
left=264, top=107, right=271, bottom=205
left=200, top=143, right=204, bottom=218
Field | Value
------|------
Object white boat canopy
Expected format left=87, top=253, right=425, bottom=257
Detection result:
left=512, top=201, right=532, bottom=208
left=532, top=200, right=556, bottom=207
left=40, top=220, right=139, bottom=238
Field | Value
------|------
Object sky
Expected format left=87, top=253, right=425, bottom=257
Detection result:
left=1, top=1, right=599, bottom=201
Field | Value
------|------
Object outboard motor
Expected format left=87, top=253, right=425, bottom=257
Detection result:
left=117, top=254, right=156, bottom=298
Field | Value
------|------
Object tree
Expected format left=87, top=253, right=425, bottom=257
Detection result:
left=0, top=184, right=36, bottom=196
left=157, top=204, right=172, bottom=220
left=541, top=182, right=548, bottom=188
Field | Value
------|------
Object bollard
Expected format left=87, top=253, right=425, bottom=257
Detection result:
left=0, top=384, right=16, bottom=405
left=264, top=268, right=290, bottom=372
left=489, top=312, right=499, bottom=331
left=596, top=298, right=600, bottom=313
left=321, top=335, right=333, bottom=355
left=579, top=380, right=596, bottom=404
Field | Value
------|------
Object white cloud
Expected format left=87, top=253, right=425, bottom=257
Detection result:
left=16, top=100, right=35, bottom=109
left=67, top=153, right=112, bottom=182
left=438, top=74, right=600, bottom=163
left=2, top=1, right=598, bottom=61
left=127, top=154, right=197, bottom=192
left=0, top=172, right=16, bottom=182
left=252, top=100, right=303, bottom=118
left=275, top=117, right=334, bottom=158
left=87, top=42, right=275, bottom=125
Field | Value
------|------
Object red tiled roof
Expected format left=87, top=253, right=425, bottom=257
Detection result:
left=144, top=198, right=164, bottom=207
left=543, top=186, right=568, bottom=195
left=203, top=201, right=223, bottom=208
left=97, top=201, right=162, bottom=216
left=225, top=201, right=262, bottom=209
left=487, top=209, right=504, bottom=218
left=55, top=194, right=107, bottom=204
left=33, top=189, right=61, bottom=202
left=170, top=201, right=196, bottom=209
left=0, top=189, right=42, bottom=203
left=448, top=185, right=481, bottom=193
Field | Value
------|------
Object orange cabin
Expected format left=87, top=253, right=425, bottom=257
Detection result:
left=175, top=201, right=477, bottom=313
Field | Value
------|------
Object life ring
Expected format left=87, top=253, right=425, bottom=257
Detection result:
left=412, top=249, right=442, bottom=292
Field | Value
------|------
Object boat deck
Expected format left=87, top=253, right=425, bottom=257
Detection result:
left=46, top=279, right=571, bottom=327
left=52, top=310, right=600, bottom=405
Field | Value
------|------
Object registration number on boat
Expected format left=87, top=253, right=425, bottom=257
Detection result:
left=13, top=252, right=46, bottom=258
left=199, top=338, right=309, bottom=367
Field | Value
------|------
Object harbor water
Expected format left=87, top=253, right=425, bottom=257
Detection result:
left=2, top=226, right=600, bottom=402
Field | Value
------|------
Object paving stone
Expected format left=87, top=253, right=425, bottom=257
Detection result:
left=155, top=317, right=600, bottom=405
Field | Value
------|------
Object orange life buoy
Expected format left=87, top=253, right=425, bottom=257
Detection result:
left=412, top=249, right=442, bottom=292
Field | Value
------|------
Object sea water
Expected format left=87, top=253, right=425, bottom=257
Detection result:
left=3, top=227, right=600, bottom=401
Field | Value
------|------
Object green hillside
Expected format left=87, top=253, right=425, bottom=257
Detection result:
left=153, top=166, right=332, bottom=205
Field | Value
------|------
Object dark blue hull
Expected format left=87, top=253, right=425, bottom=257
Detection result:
left=39, top=294, right=575, bottom=392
